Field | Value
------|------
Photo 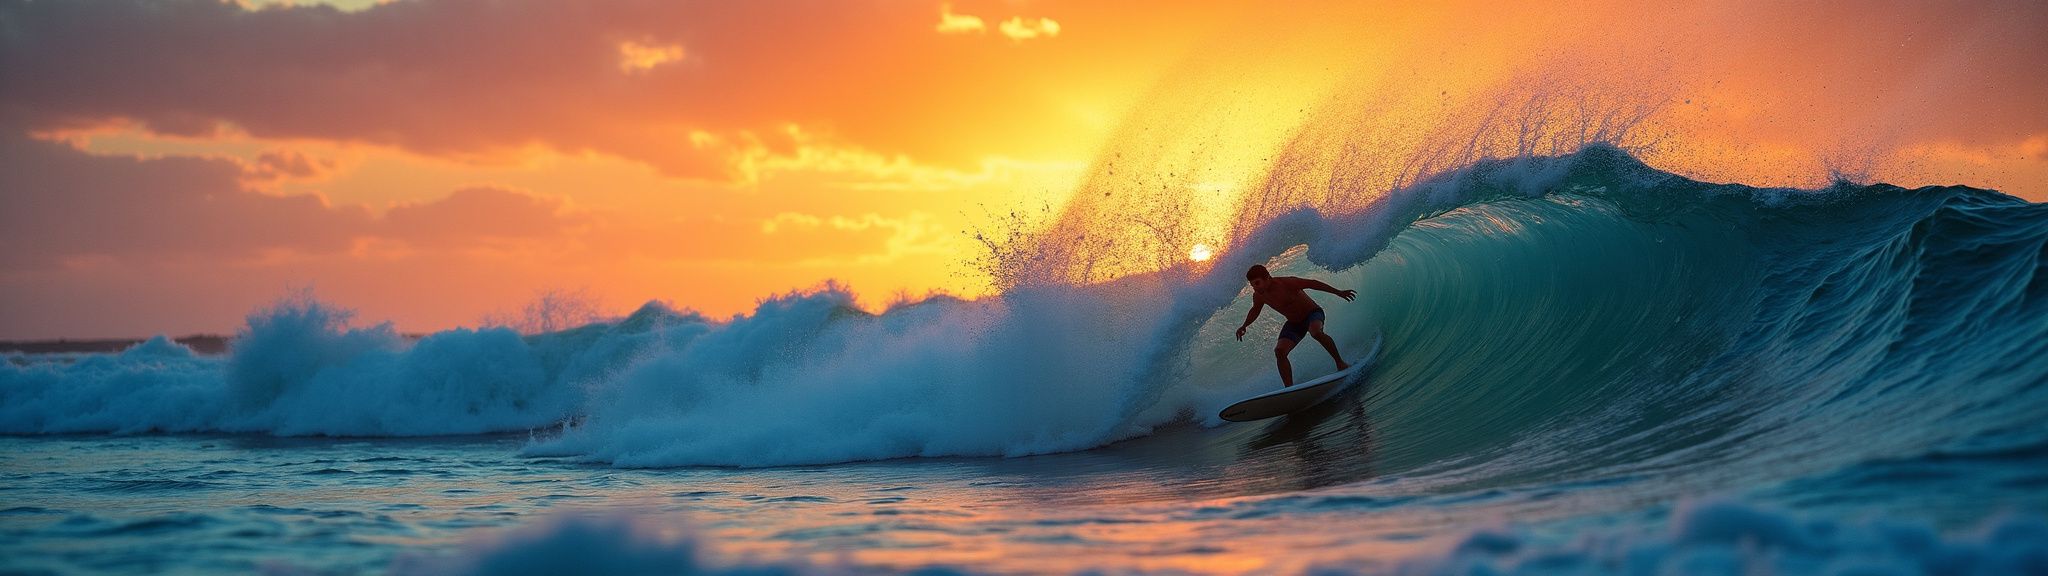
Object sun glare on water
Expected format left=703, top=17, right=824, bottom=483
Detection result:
left=1189, top=244, right=1214, bottom=262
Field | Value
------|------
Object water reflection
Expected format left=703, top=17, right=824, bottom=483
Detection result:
left=1241, top=399, right=1376, bottom=493
left=925, top=387, right=1381, bottom=506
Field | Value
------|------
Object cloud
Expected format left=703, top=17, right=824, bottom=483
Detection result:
left=999, top=16, right=1061, bottom=41
left=935, top=3, right=985, bottom=34
left=244, top=150, right=337, bottom=183
left=752, top=212, right=952, bottom=264
left=382, top=187, right=582, bottom=248
left=616, top=40, right=686, bottom=73
left=29, top=122, right=348, bottom=187
left=760, top=212, right=906, bottom=234
left=938, top=4, right=1060, bottom=43
left=0, top=0, right=1103, bottom=180
left=0, top=131, right=590, bottom=270
left=1, top=112, right=1078, bottom=277
left=758, top=212, right=824, bottom=233
left=0, top=131, right=371, bottom=270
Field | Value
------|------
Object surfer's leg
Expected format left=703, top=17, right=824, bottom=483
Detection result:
left=1274, top=338, right=1298, bottom=387
left=1309, top=321, right=1348, bottom=370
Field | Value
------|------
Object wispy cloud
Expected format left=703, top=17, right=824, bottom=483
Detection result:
left=999, top=16, right=1061, bottom=42
left=616, top=40, right=686, bottom=73
left=935, top=3, right=985, bottom=34
left=938, top=4, right=1061, bottom=43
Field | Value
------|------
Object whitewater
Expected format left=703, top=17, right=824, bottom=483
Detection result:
left=5, top=147, right=2047, bottom=574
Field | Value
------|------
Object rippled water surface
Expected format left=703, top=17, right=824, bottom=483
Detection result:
left=6, top=414, right=2044, bottom=574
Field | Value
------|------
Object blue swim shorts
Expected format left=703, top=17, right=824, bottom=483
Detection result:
left=1277, top=308, right=1326, bottom=342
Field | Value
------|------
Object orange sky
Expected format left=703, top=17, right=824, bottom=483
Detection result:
left=2, top=0, right=2043, bottom=339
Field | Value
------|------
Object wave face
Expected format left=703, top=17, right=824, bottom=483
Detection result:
left=1280, top=148, right=2048, bottom=499
left=5, top=148, right=2046, bottom=502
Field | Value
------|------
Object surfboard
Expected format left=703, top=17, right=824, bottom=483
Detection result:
left=1218, top=333, right=1383, bottom=422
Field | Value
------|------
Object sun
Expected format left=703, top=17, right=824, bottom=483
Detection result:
left=1188, top=243, right=1214, bottom=262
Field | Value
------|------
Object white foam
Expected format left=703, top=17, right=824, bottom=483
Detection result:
left=526, top=281, right=1188, bottom=467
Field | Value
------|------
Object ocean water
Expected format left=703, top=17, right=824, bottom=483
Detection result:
left=5, top=148, right=2047, bottom=574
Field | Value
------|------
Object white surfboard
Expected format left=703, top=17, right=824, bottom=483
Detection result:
left=1218, top=333, right=1383, bottom=422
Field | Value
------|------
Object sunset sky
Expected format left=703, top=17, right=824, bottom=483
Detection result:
left=3, top=0, right=2043, bottom=339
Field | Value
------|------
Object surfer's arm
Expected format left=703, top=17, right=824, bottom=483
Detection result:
left=1235, top=297, right=1263, bottom=340
left=1295, top=278, right=1358, bottom=301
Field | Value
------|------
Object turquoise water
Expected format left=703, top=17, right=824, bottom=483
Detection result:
left=5, top=148, right=2047, bottom=574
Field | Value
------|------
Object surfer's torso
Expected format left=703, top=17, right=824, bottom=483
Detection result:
left=1254, top=277, right=1323, bottom=322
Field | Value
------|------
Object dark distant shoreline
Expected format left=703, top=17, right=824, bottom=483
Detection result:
left=0, top=335, right=232, bottom=356
left=1, top=332, right=447, bottom=357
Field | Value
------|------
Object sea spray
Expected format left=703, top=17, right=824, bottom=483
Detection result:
left=524, top=281, right=1179, bottom=467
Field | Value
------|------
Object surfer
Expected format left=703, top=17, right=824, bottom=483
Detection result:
left=1235, top=264, right=1356, bottom=387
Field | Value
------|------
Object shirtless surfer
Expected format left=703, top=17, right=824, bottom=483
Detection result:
left=1234, top=264, right=1356, bottom=387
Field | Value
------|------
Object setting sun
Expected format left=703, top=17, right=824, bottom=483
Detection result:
left=1188, top=243, right=1215, bottom=262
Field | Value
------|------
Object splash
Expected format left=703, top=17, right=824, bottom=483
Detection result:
left=977, top=51, right=1675, bottom=291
